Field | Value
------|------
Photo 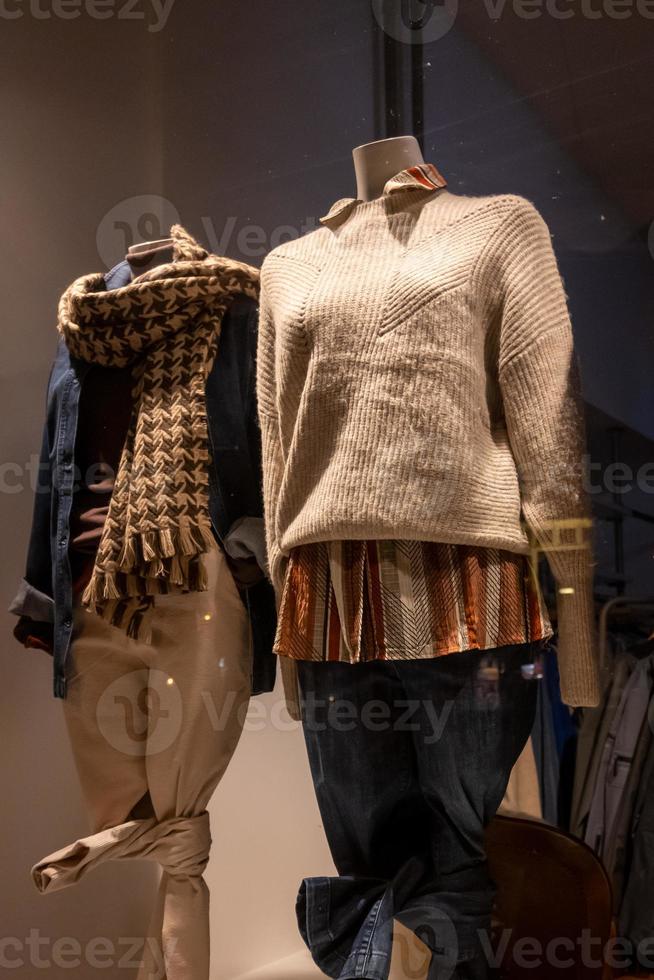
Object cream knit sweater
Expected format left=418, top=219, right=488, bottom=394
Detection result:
left=257, top=187, right=599, bottom=708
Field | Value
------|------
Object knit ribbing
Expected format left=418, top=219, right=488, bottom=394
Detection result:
left=257, top=189, right=600, bottom=708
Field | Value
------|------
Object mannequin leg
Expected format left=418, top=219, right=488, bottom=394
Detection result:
left=295, top=659, right=434, bottom=980
left=294, top=644, right=538, bottom=980
left=34, top=542, right=252, bottom=980
left=61, top=610, right=152, bottom=834
left=393, top=644, right=539, bottom=979
left=138, top=542, right=252, bottom=980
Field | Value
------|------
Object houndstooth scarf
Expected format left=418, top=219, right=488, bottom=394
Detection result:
left=57, top=225, right=260, bottom=640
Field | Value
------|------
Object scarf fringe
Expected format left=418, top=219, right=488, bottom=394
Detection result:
left=85, top=596, right=156, bottom=645
left=115, top=523, right=215, bottom=574
left=82, top=552, right=209, bottom=643
left=82, top=523, right=214, bottom=638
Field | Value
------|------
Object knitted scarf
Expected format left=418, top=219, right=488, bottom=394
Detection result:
left=57, top=225, right=260, bottom=640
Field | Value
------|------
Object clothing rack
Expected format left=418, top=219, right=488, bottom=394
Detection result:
left=598, top=595, right=654, bottom=671
left=593, top=428, right=654, bottom=666
left=593, top=425, right=654, bottom=597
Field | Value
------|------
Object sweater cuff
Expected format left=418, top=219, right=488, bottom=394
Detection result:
left=554, top=566, right=600, bottom=707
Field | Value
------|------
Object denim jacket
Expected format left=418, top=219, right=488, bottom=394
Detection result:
left=9, top=260, right=277, bottom=699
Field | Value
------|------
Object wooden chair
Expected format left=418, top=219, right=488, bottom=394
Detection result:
left=485, top=814, right=615, bottom=980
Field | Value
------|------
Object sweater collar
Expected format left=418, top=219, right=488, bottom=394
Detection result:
left=319, top=163, right=447, bottom=227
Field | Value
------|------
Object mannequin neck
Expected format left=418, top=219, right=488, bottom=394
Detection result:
left=127, top=238, right=174, bottom=254
left=352, top=136, right=425, bottom=202
left=126, top=238, right=174, bottom=275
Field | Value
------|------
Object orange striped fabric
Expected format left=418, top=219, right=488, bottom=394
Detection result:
left=319, top=162, right=448, bottom=224
left=273, top=540, right=552, bottom=664
left=383, top=162, right=447, bottom=193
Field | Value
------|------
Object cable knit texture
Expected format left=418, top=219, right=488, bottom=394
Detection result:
left=257, top=187, right=599, bottom=708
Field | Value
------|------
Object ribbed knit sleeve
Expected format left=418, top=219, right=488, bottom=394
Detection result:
left=255, top=280, right=287, bottom=601
left=493, top=198, right=600, bottom=707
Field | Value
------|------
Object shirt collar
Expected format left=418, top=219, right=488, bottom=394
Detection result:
left=319, top=162, right=447, bottom=227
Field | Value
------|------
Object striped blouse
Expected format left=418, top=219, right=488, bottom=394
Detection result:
left=273, top=540, right=552, bottom=664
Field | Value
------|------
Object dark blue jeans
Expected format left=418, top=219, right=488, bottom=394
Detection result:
left=295, top=643, right=541, bottom=980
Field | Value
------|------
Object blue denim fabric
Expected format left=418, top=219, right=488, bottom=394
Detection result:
left=531, top=651, right=561, bottom=825
left=295, top=643, right=541, bottom=980
left=9, top=259, right=277, bottom=699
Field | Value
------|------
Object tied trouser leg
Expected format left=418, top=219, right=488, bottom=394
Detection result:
left=295, top=644, right=538, bottom=980
left=31, top=541, right=252, bottom=980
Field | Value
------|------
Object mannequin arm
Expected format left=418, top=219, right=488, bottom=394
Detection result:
left=9, top=418, right=55, bottom=653
left=493, top=197, right=599, bottom=707
left=255, top=286, right=287, bottom=601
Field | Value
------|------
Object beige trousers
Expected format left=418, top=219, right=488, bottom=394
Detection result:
left=31, top=541, right=252, bottom=980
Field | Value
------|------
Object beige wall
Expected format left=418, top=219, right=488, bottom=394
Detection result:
left=208, top=686, right=334, bottom=979
left=0, top=13, right=163, bottom=980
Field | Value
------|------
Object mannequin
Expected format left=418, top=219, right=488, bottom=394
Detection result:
left=353, top=134, right=425, bottom=200
left=257, top=134, right=598, bottom=979
left=11, top=225, right=277, bottom=980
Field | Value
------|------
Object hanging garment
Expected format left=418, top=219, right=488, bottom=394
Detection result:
left=585, top=654, right=654, bottom=860
left=31, top=540, right=252, bottom=980
left=257, top=165, right=598, bottom=710
left=539, top=646, right=579, bottom=828
left=570, top=642, right=637, bottom=839
left=606, top=709, right=652, bottom=913
left=619, top=733, right=654, bottom=962
left=530, top=656, right=561, bottom=825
